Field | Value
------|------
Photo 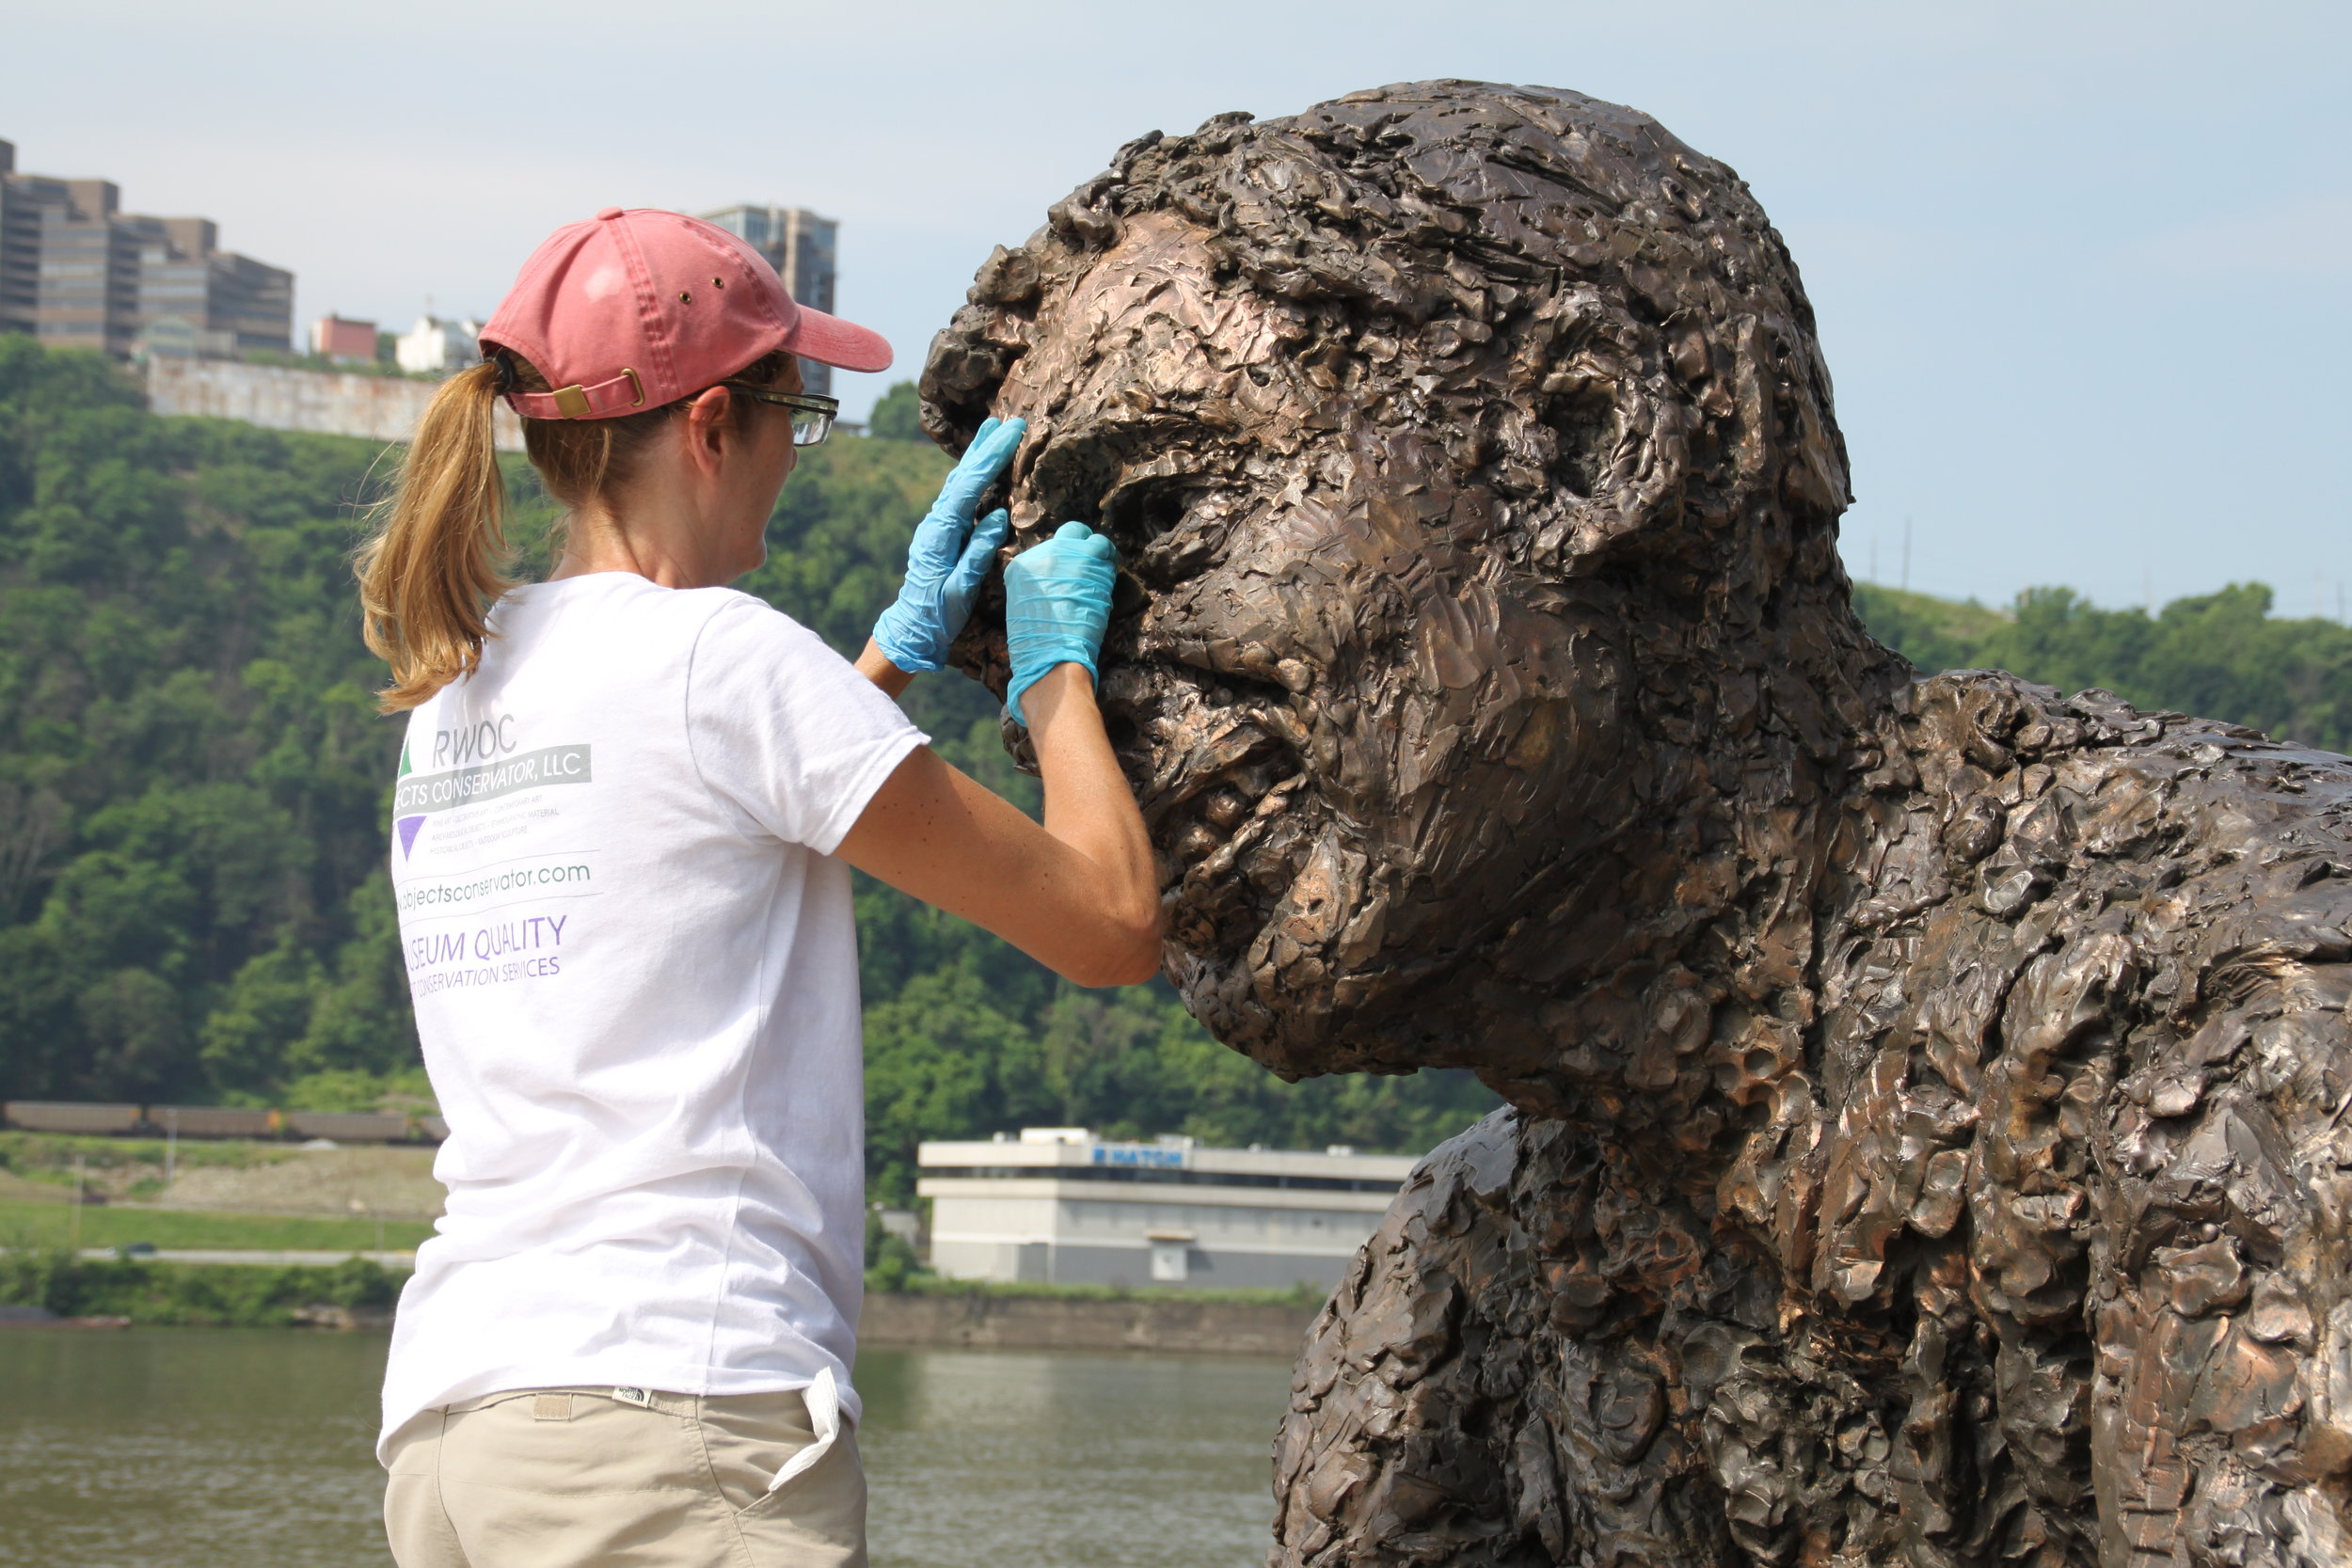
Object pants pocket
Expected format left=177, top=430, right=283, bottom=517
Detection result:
left=696, top=1377, right=844, bottom=1515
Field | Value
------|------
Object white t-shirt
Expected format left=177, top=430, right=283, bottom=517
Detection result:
left=377, top=573, right=923, bottom=1458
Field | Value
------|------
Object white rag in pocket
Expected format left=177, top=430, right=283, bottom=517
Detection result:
left=764, top=1366, right=840, bottom=1494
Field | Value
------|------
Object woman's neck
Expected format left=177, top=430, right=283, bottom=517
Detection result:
left=548, top=497, right=742, bottom=590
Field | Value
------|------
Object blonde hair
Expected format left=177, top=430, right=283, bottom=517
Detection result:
left=357, top=350, right=798, bottom=711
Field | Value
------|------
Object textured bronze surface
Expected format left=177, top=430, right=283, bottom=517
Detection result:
left=924, top=80, right=2352, bottom=1566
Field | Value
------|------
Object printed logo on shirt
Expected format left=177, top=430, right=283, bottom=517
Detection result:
left=392, top=744, right=593, bottom=858
left=395, top=745, right=593, bottom=818
left=396, top=856, right=594, bottom=913
left=393, top=744, right=421, bottom=855
left=433, top=715, right=520, bottom=768
left=404, top=911, right=571, bottom=995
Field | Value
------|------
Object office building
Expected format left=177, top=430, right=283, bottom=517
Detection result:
left=0, top=141, right=33, bottom=335
left=310, top=314, right=378, bottom=364
left=697, top=204, right=839, bottom=397
left=917, top=1129, right=1418, bottom=1290
left=0, top=137, right=292, bottom=359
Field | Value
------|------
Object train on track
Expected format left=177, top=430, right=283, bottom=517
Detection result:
left=1, top=1101, right=445, bottom=1144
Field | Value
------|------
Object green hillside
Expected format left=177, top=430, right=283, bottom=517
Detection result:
left=0, top=342, right=1495, bottom=1198
left=1846, top=583, right=2010, bottom=673
left=1852, top=580, right=2352, bottom=754
left=13, top=330, right=2333, bottom=1198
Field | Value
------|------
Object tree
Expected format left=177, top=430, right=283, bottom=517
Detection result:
left=864, top=381, right=925, bottom=442
left=0, top=339, right=1501, bottom=1180
left=1855, top=580, right=2352, bottom=754
left=0, top=339, right=408, bottom=1106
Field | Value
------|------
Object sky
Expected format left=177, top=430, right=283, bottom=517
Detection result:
left=5, top=0, right=2344, bottom=612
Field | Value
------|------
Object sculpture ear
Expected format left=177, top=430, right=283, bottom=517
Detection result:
left=1484, top=290, right=1692, bottom=580
left=1486, top=293, right=1848, bottom=584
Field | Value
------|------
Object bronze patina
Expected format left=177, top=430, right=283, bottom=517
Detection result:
left=927, top=80, right=2352, bottom=1567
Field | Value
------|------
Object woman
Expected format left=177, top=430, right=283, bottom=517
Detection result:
left=359, top=207, right=1158, bottom=1566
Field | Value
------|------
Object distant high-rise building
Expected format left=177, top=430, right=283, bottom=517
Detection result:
left=697, top=204, right=839, bottom=397
left=0, top=139, right=25, bottom=334
left=0, top=136, right=293, bottom=359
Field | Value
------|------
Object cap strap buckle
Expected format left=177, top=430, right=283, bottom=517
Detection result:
left=513, top=367, right=648, bottom=421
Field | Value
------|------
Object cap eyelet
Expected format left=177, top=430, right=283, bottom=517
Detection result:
left=678, top=291, right=692, bottom=304
left=711, top=277, right=724, bottom=288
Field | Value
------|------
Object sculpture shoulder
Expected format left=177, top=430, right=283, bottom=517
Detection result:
left=1873, top=670, right=2352, bottom=921
left=1820, top=668, right=2352, bottom=1118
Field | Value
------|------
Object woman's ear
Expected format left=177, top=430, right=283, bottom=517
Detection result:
left=681, top=386, right=737, bottom=478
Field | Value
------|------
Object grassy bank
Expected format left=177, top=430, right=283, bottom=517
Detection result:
left=0, top=1250, right=403, bottom=1326
left=0, top=1199, right=433, bottom=1253
left=0, top=1131, right=302, bottom=1198
left=0, top=1130, right=446, bottom=1224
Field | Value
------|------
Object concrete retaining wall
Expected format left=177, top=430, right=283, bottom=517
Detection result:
left=860, top=1291, right=1320, bottom=1356
left=145, top=358, right=522, bottom=451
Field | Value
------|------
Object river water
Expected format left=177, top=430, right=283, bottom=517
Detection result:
left=0, top=1329, right=1291, bottom=1567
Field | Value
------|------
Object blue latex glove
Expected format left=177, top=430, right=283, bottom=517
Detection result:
left=870, top=416, right=1025, bottom=673
left=1005, top=521, right=1117, bottom=727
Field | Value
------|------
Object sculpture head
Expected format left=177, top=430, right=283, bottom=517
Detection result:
left=928, top=81, right=1881, bottom=1084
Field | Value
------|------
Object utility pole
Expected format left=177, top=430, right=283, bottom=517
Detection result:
left=1901, top=517, right=1913, bottom=594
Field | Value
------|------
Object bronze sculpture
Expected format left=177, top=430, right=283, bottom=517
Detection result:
left=922, top=80, right=2352, bottom=1566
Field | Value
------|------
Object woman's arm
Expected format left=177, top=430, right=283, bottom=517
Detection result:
left=854, top=638, right=915, bottom=700
left=834, top=663, right=1160, bottom=988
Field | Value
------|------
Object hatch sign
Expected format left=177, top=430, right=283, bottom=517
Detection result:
left=1091, top=1143, right=1188, bottom=1170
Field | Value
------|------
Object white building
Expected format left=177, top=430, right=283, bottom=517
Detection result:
left=917, top=1129, right=1419, bottom=1291
left=394, top=312, right=483, bottom=375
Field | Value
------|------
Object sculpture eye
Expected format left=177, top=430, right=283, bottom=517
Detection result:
left=1027, top=435, right=1123, bottom=531
left=1026, top=420, right=1204, bottom=568
left=1546, top=385, right=1615, bottom=499
left=1104, top=475, right=1223, bottom=587
left=1102, top=475, right=1194, bottom=543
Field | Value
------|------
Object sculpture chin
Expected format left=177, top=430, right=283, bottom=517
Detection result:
left=1101, top=662, right=1349, bottom=1071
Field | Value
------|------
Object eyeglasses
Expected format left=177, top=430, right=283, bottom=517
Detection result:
left=717, top=382, right=838, bottom=446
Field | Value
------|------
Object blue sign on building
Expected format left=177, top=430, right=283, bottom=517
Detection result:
left=1090, top=1143, right=1188, bottom=1170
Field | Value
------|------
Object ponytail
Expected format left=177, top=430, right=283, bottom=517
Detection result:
left=356, top=347, right=803, bottom=711
left=357, top=359, right=511, bottom=711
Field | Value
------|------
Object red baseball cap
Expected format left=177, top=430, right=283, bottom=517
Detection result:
left=481, top=207, right=892, bottom=420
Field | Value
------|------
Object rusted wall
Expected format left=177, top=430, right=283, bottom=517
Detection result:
left=145, top=357, right=521, bottom=451
left=861, top=1291, right=1315, bottom=1357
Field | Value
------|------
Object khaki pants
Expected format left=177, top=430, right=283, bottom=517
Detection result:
left=384, top=1385, right=865, bottom=1568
